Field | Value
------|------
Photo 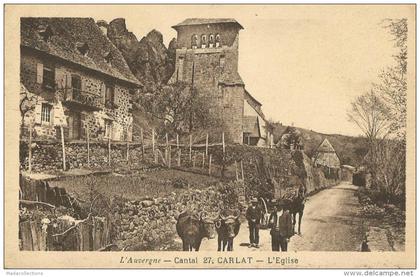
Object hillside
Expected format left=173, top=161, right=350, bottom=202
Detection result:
left=271, top=122, right=368, bottom=167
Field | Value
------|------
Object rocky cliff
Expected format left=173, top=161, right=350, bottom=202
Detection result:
left=98, top=18, right=176, bottom=92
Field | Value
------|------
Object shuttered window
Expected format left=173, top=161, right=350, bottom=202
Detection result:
left=105, top=84, right=114, bottom=108
left=41, top=103, right=52, bottom=123
left=43, top=66, right=55, bottom=89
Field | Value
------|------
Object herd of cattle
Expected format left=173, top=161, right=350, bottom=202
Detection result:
left=175, top=190, right=306, bottom=252
left=176, top=211, right=241, bottom=251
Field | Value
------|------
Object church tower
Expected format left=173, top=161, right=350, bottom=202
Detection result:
left=169, top=18, right=246, bottom=144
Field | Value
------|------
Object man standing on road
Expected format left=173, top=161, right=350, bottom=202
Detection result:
left=246, top=198, right=262, bottom=248
left=269, top=200, right=294, bottom=251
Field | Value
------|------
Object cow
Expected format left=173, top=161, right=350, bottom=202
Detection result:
left=215, top=213, right=241, bottom=251
left=176, top=211, right=216, bottom=251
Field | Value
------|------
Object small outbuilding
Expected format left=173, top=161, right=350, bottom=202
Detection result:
left=313, top=138, right=341, bottom=179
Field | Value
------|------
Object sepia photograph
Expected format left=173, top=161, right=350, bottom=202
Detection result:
left=3, top=3, right=416, bottom=269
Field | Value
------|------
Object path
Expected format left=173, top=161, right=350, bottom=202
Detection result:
left=200, top=182, right=365, bottom=251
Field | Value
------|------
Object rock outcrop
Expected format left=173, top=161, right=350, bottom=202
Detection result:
left=100, top=18, right=176, bottom=91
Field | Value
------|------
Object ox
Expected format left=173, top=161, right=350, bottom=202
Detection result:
left=215, top=213, right=241, bottom=251
left=176, top=211, right=216, bottom=251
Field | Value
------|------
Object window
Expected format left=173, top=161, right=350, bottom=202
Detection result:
left=209, top=34, right=215, bottom=48
left=76, top=42, right=89, bottom=56
left=105, top=83, right=115, bottom=108
left=38, top=25, right=53, bottom=42
left=104, top=119, right=112, bottom=138
left=191, top=35, right=198, bottom=49
left=215, top=34, right=221, bottom=47
left=71, top=75, right=82, bottom=96
left=201, top=34, right=207, bottom=48
left=104, top=51, right=112, bottom=64
left=41, top=103, right=52, bottom=123
left=42, top=65, right=55, bottom=89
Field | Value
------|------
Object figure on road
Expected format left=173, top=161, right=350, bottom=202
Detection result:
left=245, top=197, right=263, bottom=248
left=269, top=200, right=294, bottom=251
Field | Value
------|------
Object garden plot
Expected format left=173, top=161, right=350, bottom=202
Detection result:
left=48, top=168, right=221, bottom=201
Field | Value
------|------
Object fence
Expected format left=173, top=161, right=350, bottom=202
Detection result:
left=20, top=128, right=265, bottom=179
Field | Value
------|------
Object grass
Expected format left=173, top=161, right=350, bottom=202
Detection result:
left=49, top=168, right=220, bottom=201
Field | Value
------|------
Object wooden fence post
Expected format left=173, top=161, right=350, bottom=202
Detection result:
left=178, top=148, right=181, bottom=167
left=205, top=133, right=208, bottom=157
left=108, top=137, right=111, bottom=167
left=165, top=133, right=169, bottom=163
left=168, top=146, right=172, bottom=168
left=152, top=128, right=155, bottom=154
left=241, top=160, right=244, bottom=181
left=140, top=128, right=144, bottom=156
left=176, top=134, right=179, bottom=149
left=192, top=153, right=196, bottom=168
left=208, top=154, right=212, bottom=176
left=235, top=161, right=239, bottom=181
left=222, top=132, right=225, bottom=154
left=28, top=122, right=32, bottom=173
left=189, top=135, right=192, bottom=162
left=87, top=128, right=90, bottom=167
left=202, top=152, right=205, bottom=168
left=126, top=140, right=129, bottom=162
left=60, top=125, right=66, bottom=171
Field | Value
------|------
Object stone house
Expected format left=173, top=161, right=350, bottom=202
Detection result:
left=169, top=18, right=272, bottom=146
left=20, top=17, right=142, bottom=142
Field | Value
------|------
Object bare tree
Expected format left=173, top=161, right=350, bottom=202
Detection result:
left=347, top=90, right=390, bottom=143
left=347, top=18, right=408, bottom=207
left=375, top=18, right=407, bottom=141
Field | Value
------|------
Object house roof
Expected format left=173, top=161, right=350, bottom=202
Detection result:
left=316, top=138, right=336, bottom=153
left=172, top=18, right=244, bottom=30
left=21, top=17, right=141, bottom=86
left=243, top=116, right=260, bottom=137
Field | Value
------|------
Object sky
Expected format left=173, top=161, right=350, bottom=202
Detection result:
left=86, top=5, right=413, bottom=136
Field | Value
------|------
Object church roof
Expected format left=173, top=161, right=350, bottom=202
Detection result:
left=21, top=17, right=141, bottom=86
left=245, top=89, right=262, bottom=107
left=243, top=116, right=260, bottom=137
left=317, top=138, right=336, bottom=153
left=172, top=18, right=243, bottom=29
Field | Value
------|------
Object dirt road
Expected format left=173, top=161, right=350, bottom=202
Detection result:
left=199, top=182, right=365, bottom=252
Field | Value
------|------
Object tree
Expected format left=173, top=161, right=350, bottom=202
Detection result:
left=138, top=81, right=221, bottom=136
left=375, top=19, right=407, bottom=141
left=347, top=90, right=390, bottom=143
left=347, top=18, right=407, bottom=206
left=19, top=84, right=39, bottom=139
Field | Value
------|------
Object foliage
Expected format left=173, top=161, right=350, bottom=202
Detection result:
left=278, top=127, right=304, bottom=150
left=270, top=121, right=369, bottom=166
left=138, top=82, right=221, bottom=136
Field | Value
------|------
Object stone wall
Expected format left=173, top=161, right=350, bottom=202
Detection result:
left=19, top=178, right=244, bottom=251
left=21, top=50, right=133, bottom=142
left=112, top=181, right=243, bottom=250
left=20, top=140, right=151, bottom=172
